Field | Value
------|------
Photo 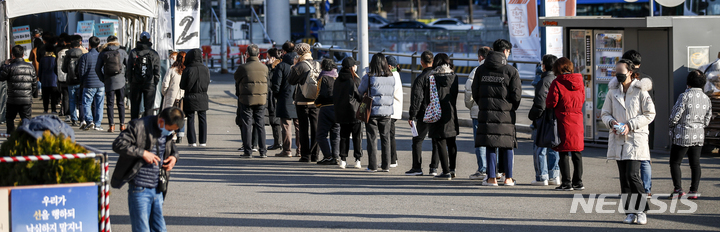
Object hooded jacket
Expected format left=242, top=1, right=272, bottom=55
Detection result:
left=111, top=115, right=179, bottom=188
left=601, top=78, right=656, bottom=161
left=234, top=56, right=268, bottom=106
left=0, top=58, right=37, bottom=105
left=528, top=71, right=556, bottom=121
left=333, top=68, right=362, bottom=124
left=424, top=65, right=459, bottom=138
left=61, top=47, right=84, bottom=85
left=127, top=41, right=160, bottom=88
left=546, top=73, right=585, bottom=152
left=358, top=71, right=396, bottom=117
left=179, top=49, right=210, bottom=112
left=315, top=70, right=338, bottom=107
left=78, top=48, right=104, bottom=88
left=96, top=41, right=128, bottom=91
left=272, top=53, right=297, bottom=119
left=471, top=51, right=522, bottom=148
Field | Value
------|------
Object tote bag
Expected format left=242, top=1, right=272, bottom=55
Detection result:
left=355, top=75, right=373, bottom=123
left=535, top=108, right=561, bottom=148
left=423, top=75, right=441, bottom=123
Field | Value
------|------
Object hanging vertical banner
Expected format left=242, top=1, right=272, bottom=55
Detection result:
left=545, top=0, right=576, bottom=57
left=100, top=19, right=119, bottom=36
left=159, top=0, right=174, bottom=51
left=174, top=0, right=201, bottom=49
left=76, top=21, right=95, bottom=50
left=506, top=0, right=541, bottom=62
left=11, top=25, right=32, bottom=61
left=94, top=23, right=115, bottom=44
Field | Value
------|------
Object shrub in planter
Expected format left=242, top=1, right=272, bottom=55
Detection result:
left=0, top=130, right=100, bottom=186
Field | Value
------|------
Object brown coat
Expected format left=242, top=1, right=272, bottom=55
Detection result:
left=234, top=56, right=269, bottom=106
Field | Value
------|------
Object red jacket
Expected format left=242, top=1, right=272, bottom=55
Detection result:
left=546, top=73, right=585, bottom=152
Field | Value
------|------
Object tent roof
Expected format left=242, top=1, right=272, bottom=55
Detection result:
left=3, top=0, right=158, bottom=19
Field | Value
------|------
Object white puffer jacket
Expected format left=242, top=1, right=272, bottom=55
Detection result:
left=601, top=77, right=656, bottom=161
left=391, top=71, right=403, bottom=120
left=464, top=61, right=485, bottom=119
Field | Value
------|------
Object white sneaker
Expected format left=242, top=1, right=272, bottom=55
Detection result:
left=189, top=143, right=197, bottom=147
left=636, top=212, right=647, bottom=225
left=199, top=144, right=207, bottom=147
left=338, top=160, right=347, bottom=169
left=78, top=121, right=87, bottom=130
left=390, top=161, right=398, bottom=168
left=482, top=181, right=498, bottom=186
left=469, top=172, right=486, bottom=180
left=354, top=160, right=362, bottom=169
left=623, top=214, right=637, bottom=224
left=548, top=177, right=561, bottom=186
left=531, top=180, right=549, bottom=186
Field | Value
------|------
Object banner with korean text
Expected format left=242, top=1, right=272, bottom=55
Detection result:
left=11, top=184, right=98, bottom=232
left=100, top=19, right=119, bottom=36
left=544, top=0, right=576, bottom=57
left=11, top=25, right=32, bottom=62
left=506, top=0, right=541, bottom=62
left=94, top=23, right=115, bottom=44
left=76, top=21, right=95, bottom=50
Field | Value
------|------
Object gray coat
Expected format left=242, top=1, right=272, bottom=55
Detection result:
left=358, top=73, right=395, bottom=117
left=669, top=87, right=712, bottom=147
left=96, top=41, right=128, bottom=91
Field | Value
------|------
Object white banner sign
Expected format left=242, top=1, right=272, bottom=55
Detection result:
left=76, top=21, right=95, bottom=50
left=506, top=0, right=541, bottom=62
left=100, top=19, right=119, bottom=36
left=544, top=0, right=576, bottom=57
left=11, top=25, right=31, bottom=61
left=174, top=1, right=200, bottom=50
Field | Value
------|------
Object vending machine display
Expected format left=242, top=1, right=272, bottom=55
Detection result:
left=593, top=30, right=624, bottom=141
left=569, top=29, right=594, bottom=140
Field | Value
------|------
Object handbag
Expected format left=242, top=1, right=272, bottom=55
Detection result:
left=535, top=108, right=561, bottom=148
left=423, top=74, right=442, bottom=123
left=355, top=74, right=373, bottom=123
left=173, top=98, right=183, bottom=109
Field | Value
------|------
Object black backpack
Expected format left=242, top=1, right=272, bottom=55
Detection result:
left=103, top=50, right=123, bottom=76
left=66, top=57, right=81, bottom=85
left=132, top=52, right=153, bottom=83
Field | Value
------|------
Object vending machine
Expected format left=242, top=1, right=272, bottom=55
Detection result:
left=568, top=29, right=624, bottom=142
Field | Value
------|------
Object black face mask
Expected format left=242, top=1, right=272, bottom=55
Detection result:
left=616, top=73, right=628, bottom=83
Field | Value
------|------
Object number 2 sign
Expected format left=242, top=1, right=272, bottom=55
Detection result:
left=174, top=0, right=200, bottom=49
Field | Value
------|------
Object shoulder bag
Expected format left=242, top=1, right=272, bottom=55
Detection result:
left=355, top=74, right=373, bottom=123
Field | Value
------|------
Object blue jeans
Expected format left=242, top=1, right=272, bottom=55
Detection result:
left=472, top=119, right=487, bottom=173
left=641, top=160, right=652, bottom=193
left=532, top=128, right=560, bottom=181
left=67, top=85, right=80, bottom=121
left=82, top=87, right=105, bottom=126
left=128, top=184, right=166, bottom=232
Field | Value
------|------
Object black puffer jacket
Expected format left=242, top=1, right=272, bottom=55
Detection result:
left=471, top=51, right=522, bottom=148
left=271, top=53, right=297, bottom=119
left=127, top=41, right=161, bottom=88
left=179, top=49, right=210, bottom=112
left=0, top=58, right=37, bottom=105
left=111, top=115, right=179, bottom=188
left=333, top=68, right=361, bottom=124
left=315, top=70, right=338, bottom=107
left=408, top=67, right=435, bottom=121
left=528, top=71, right=556, bottom=121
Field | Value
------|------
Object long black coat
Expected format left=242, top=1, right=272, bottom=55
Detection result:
left=471, top=51, right=522, bottom=148
left=271, top=53, right=297, bottom=119
left=180, top=49, right=210, bottom=112
left=333, top=68, right=362, bottom=124
left=415, top=66, right=459, bottom=138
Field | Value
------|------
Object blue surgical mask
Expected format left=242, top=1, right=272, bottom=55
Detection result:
left=159, top=121, right=172, bottom=137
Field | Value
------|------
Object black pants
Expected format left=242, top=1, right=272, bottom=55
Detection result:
left=6, top=103, right=31, bottom=134
left=366, top=116, right=391, bottom=170
left=339, top=122, right=363, bottom=160
left=130, top=86, right=156, bottom=119
left=268, top=114, right=282, bottom=146
left=390, top=119, right=398, bottom=164
left=58, top=83, right=69, bottom=116
left=317, top=106, right=340, bottom=159
left=41, top=87, right=60, bottom=112
left=617, top=160, right=649, bottom=214
left=411, top=121, right=439, bottom=170
left=670, top=144, right=702, bottom=192
left=185, top=110, right=207, bottom=144
left=106, top=87, right=126, bottom=126
left=434, top=137, right=457, bottom=173
left=240, top=104, right=267, bottom=155
left=296, top=104, right=319, bottom=160
left=559, top=151, right=583, bottom=186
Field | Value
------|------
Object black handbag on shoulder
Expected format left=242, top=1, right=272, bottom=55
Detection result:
left=535, top=108, right=561, bottom=148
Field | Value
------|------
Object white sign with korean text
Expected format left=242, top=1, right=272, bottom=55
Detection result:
left=506, top=0, right=541, bottom=62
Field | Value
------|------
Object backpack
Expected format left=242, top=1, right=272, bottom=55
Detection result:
left=299, top=60, right=321, bottom=99
left=103, top=50, right=123, bottom=76
left=66, top=57, right=81, bottom=85
left=132, top=52, right=153, bottom=83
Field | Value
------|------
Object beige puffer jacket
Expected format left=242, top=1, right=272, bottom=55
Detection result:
left=601, top=77, right=656, bottom=161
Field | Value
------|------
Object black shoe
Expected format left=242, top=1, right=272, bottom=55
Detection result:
left=572, top=184, right=585, bottom=190
left=434, top=173, right=452, bottom=180
left=449, top=170, right=457, bottom=178
left=240, top=154, right=252, bottom=159
left=317, top=158, right=337, bottom=165
left=555, top=185, right=574, bottom=191
left=298, top=158, right=311, bottom=162
left=267, top=144, right=282, bottom=150
left=259, top=154, right=268, bottom=158
left=238, top=147, right=245, bottom=152
left=405, top=169, right=423, bottom=176
left=429, top=168, right=438, bottom=176
left=310, top=157, right=319, bottom=163
left=176, top=137, right=183, bottom=143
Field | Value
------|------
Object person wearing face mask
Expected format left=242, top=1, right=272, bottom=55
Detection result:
left=111, top=107, right=184, bottom=232
left=601, top=59, right=656, bottom=225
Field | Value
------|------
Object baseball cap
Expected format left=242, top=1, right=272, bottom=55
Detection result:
left=342, top=57, right=358, bottom=69
left=386, top=55, right=398, bottom=67
left=140, top=32, right=151, bottom=40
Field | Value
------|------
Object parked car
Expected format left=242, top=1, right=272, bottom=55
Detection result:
left=290, top=16, right=324, bottom=41
left=428, top=18, right=485, bottom=30
left=380, top=21, right=446, bottom=30
left=332, top=13, right=390, bottom=29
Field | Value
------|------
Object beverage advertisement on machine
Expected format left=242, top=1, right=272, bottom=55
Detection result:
left=174, top=0, right=201, bottom=49
left=11, top=25, right=32, bottom=62
left=544, top=0, right=576, bottom=57
left=506, top=0, right=541, bottom=62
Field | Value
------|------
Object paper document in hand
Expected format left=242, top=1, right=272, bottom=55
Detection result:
left=411, top=121, right=419, bottom=137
